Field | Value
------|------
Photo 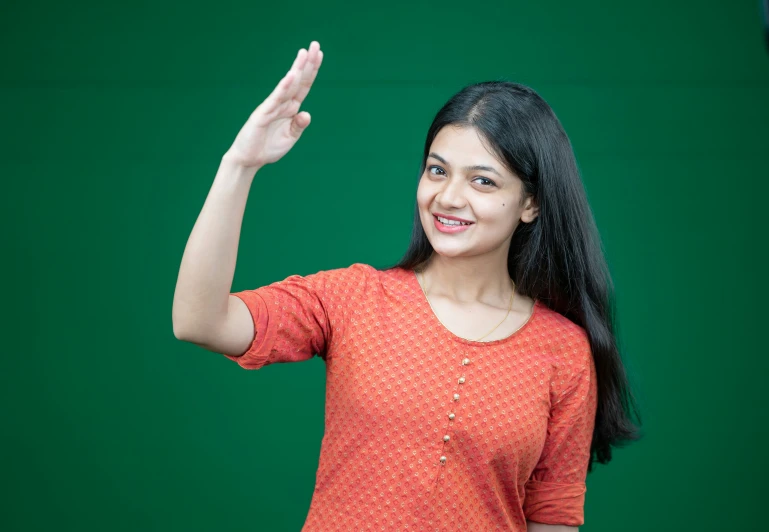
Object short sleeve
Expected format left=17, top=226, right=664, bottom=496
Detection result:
left=221, top=264, right=366, bottom=370
left=523, top=328, right=598, bottom=526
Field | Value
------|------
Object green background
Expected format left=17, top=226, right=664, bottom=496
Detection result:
left=3, top=0, right=768, bottom=530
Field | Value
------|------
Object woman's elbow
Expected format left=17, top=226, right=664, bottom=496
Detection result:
left=526, top=521, right=578, bottom=532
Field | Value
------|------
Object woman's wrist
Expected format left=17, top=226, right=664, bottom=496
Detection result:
left=221, top=150, right=263, bottom=176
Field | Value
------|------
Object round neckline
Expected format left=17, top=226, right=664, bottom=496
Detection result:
left=408, top=268, right=540, bottom=346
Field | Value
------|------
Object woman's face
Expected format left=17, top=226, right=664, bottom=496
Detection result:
left=417, top=125, right=539, bottom=260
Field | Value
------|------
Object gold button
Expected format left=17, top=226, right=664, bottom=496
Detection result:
left=453, top=393, right=460, bottom=401
left=440, top=456, right=447, bottom=464
left=462, top=358, right=470, bottom=365
left=448, top=413, right=455, bottom=420
left=443, top=435, right=450, bottom=442
left=458, top=377, right=465, bottom=384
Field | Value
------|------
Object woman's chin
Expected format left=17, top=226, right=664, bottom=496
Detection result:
left=429, top=244, right=473, bottom=258
left=427, top=238, right=505, bottom=260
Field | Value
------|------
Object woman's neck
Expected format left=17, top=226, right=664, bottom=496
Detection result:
left=419, top=252, right=514, bottom=305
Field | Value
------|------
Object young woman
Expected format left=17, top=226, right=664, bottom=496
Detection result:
left=173, top=41, right=642, bottom=532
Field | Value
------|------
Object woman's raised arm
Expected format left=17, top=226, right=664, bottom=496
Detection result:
left=172, top=41, right=323, bottom=344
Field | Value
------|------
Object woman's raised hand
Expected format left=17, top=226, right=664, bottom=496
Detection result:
left=225, top=41, right=324, bottom=169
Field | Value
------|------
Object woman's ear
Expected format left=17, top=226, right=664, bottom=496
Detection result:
left=521, top=196, right=540, bottom=223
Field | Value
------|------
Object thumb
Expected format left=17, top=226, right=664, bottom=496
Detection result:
left=290, top=111, right=311, bottom=137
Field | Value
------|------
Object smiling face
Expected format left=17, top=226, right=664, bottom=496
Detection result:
left=417, top=125, right=539, bottom=260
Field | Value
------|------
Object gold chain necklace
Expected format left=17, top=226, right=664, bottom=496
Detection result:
left=417, top=270, right=515, bottom=342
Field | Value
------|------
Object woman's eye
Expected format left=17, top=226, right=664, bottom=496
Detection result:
left=474, top=177, right=496, bottom=187
left=428, top=166, right=495, bottom=187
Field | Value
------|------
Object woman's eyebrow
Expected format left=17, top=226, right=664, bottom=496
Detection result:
left=428, top=152, right=503, bottom=178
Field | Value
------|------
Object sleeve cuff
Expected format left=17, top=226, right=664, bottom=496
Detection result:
left=523, top=479, right=586, bottom=526
left=221, top=291, right=274, bottom=370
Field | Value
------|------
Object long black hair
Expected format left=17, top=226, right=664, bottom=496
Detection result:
left=387, top=81, right=642, bottom=471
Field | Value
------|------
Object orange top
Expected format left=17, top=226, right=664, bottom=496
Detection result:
left=223, top=263, right=598, bottom=531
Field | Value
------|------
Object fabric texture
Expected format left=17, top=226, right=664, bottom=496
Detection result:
left=223, top=263, right=598, bottom=531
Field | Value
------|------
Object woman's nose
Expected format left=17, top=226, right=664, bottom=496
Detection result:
left=436, top=179, right=466, bottom=208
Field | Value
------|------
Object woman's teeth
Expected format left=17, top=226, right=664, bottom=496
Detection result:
left=437, top=216, right=471, bottom=226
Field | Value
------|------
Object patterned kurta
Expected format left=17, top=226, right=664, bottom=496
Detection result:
left=223, top=263, right=598, bottom=531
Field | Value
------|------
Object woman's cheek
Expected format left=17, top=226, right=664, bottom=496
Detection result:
left=416, top=182, right=432, bottom=210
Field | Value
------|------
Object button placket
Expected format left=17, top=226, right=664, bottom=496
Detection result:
left=440, top=356, right=470, bottom=465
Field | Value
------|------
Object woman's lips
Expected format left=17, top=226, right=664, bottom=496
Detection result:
left=433, top=215, right=474, bottom=233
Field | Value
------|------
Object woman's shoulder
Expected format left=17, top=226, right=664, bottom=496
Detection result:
left=303, top=262, right=414, bottom=294
left=532, top=302, right=591, bottom=354
left=318, top=262, right=412, bottom=281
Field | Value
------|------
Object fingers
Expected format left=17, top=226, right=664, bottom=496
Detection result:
left=293, top=42, right=322, bottom=104
left=284, top=47, right=309, bottom=101
left=290, top=111, right=311, bottom=138
left=262, top=47, right=306, bottom=110
left=261, top=42, right=322, bottom=116
left=262, top=67, right=295, bottom=115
